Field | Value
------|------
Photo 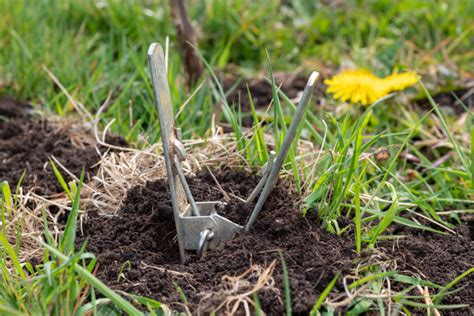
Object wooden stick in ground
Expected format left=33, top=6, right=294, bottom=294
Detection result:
left=168, top=0, right=203, bottom=86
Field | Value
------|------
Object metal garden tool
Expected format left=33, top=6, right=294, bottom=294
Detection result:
left=148, top=42, right=319, bottom=263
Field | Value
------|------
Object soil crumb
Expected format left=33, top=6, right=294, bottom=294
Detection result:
left=0, top=96, right=124, bottom=195
left=78, top=168, right=355, bottom=314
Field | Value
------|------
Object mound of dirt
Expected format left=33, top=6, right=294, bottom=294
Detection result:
left=0, top=96, right=124, bottom=196
left=77, top=167, right=474, bottom=314
left=77, top=168, right=356, bottom=314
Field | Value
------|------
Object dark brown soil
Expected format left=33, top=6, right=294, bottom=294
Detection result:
left=77, top=168, right=356, bottom=314
left=416, top=88, right=473, bottom=115
left=0, top=96, right=124, bottom=196
left=77, top=168, right=474, bottom=314
left=383, top=224, right=474, bottom=315
left=223, top=72, right=325, bottom=126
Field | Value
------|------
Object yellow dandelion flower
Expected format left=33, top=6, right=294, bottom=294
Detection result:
left=382, top=71, right=419, bottom=91
left=324, top=69, right=419, bottom=105
left=324, top=70, right=386, bottom=105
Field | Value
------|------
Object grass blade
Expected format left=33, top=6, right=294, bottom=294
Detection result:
left=247, top=83, right=269, bottom=165
left=0, top=231, right=27, bottom=281
left=419, top=82, right=469, bottom=171
left=60, top=169, right=84, bottom=255
left=433, top=267, right=474, bottom=304
left=253, top=292, right=263, bottom=316
left=354, top=179, right=362, bottom=254
left=40, top=240, right=143, bottom=315
left=279, top=251, right=292, bottom=315
left=49, top=159, right=72, bottom=201
left=310, top=272, right=340, bottom=315
left=349, top=271, right=395, bottom=290
left=1, top=181, right=12, bottom=210
left=369, top=195, right=399, bottom=246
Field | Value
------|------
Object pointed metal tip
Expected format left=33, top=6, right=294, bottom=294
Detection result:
left=148, top=42, right=161, bottom=57
left=307, top=71, right=319, bottom=87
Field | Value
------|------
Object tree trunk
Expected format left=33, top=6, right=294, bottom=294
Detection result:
left=168, top=0, right=204, bottom=86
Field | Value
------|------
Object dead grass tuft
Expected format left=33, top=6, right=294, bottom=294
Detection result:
left=198, top=260, right=278, bottom=316
left=88, top=130, right=246, bottom=216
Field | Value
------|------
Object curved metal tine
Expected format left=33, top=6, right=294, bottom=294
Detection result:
left=148, top=42, right=188, bottom=262
left=174, top=156, right=201, bottom=216
left=245, top=71, right=320, bottom=232
left=245, top=151, right=276, bottom=204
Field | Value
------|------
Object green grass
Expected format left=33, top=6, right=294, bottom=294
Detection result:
left=1, top=0, right=472, bottom=140
left=0, top=0, right=473, bottom=314
left=0, top=177, right=147, bottom=315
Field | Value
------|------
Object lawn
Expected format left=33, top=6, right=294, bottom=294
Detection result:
left=0, top=0, right=473, bottom=315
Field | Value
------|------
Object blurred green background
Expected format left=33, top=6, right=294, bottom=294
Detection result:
left=0, top=0, right=472, bottom=140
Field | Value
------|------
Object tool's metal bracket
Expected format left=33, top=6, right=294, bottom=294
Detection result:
left=149, top=43, right=244, bottom=263
left=180, top=202, right=242, bottom=253
left=148, top=41, right=319, bottom=263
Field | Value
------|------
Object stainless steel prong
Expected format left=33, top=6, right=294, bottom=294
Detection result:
left=246, top=151, right=276, bottom=204
left=174, top=155, right=201, bottom=216
left=148, top=42, right=188, bottom=262
left=245, top=71, right=319, bottom=232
